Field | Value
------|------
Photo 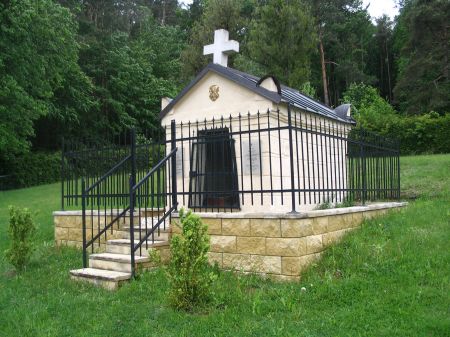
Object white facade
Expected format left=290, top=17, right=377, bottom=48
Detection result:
left=161, top=67, right=352, bottom=213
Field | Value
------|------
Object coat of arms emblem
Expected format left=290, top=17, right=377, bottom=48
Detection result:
left=209, top=85, right=219, bottom=101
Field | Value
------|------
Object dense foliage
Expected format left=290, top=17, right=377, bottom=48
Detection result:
left=167, top=209, right=216, bottom=311
left=3, top=152, right=61, bottom=189
left=0, top=0, right=89, bottom=161
left=0, top=0, right=448, bottom=186
left=344, top=84, right=450, bottom=154
left=4, top=206, right=36, bottom=271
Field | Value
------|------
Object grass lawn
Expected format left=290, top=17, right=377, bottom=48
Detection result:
left=0, top=154, right=449, bottom=337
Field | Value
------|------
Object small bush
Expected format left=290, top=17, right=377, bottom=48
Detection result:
left=4, top=206, right=36, bottom=271
left=167, top=209, right=216, bottom=311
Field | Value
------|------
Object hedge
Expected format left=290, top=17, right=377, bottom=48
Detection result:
left=358, top=112, right=450, bottom=155
left=382, top=113, right=450, bottom=155
left=1, top=151, right=60, bottom=189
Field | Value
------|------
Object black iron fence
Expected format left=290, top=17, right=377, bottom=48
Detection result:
left=61, top=108, right=399, bottom=274
left=169, top=107, right=400, bottom=212
left=62, top=107, right=400, bottom=214
left=61, top=131, right=166, bottom=209
left=73, top=126, right=177, bottom=275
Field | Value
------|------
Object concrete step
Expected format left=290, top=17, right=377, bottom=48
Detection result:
left=125, top=211, right=168, bottom=225
left=70, top=268, right=131, bottom=290
left=118, top=229, right=170, bottom=241
left=89, top=253, right=150, bottom=273
left=106, top=239, right=168, bottom=256
left=122, top=218, right=171, bottom=230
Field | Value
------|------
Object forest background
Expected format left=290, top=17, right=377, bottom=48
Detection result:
left=0, top=0, right=448, bottom=188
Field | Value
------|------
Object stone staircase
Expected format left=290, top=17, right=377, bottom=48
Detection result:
left=70, top=217, right=171, bottom=290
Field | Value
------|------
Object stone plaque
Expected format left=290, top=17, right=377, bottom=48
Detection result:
left=242, top=140, right=261, bottom=175
left=176, top=147, right=183, bottom=175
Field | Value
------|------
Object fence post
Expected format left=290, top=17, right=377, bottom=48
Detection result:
left=129, top=129, right=136, bottom=277
left=129, top=175, right=135, bottom=277
left=360, top=130, right=367, bottom=205
left=287, top=104, right=297, bottom=213
left=61, top=137, right=65, bottom=211
left=397, top=141, right=401, bottom=200
left=171, top=120, right=178, bottom=210
left=81, top=178, right=87, bottom=268
left=130, top=129, right=136, bottom=193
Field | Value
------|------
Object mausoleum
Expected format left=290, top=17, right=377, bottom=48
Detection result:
left=57, top=29, right=404, bottom=288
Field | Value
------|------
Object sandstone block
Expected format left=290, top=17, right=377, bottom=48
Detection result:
left=281, top=257, right=302, bottom=276
left=54, top=215, right=83, bottom=228
left=281, top=219, right=313, bottom=237
left=204, top=218, right=222, bottom=235
left=322, top=229, right=347, bottom=246
left=266, top=237, right=307, bottom=256
left=343, top=214, right=354, bottom=229
left=281, top=254, right=322, bottom=276
left=236, top=237, right=266, bottom=254
left=222, top=253, right=252, bottom=271
left=250, top=219, right=281, bottom=237
left=250, top=255, right=281, bottom=274
left=222, top=219, right=251, bottom=236
left=312, top=216, right=328, bottom=234
left=171, top=223, right=182, bottom=234
left=68, top=228, right=100, bottom=241
left=306, top=235, right=323, bottom=254
left=207, top=252, right=223, bottom=267
left=270, top=274, right=300, bottom=282
left=68, top=228, right=83, bottom=241
left=363, top=210, right=378, bottom=220
left=158, top=248, right=171, bottom=264
left=351, top=212, right=364, bottom=227
left=66, top=240, right=84, bottom=249
left=328, top=215, right=348, bottom=232
left=210, top=235, right=236, bottom=253
left=55, top=227, right=68, bottom=240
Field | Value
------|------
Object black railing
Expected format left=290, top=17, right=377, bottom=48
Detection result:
left=169, top=107, right=400, bottom=212
left=78, top=124, right=178, bottom=277
left=80, top=133, right=134, bottom=267
left=62, top=130, right=166, bottom=209
left=64, top=111, right=399, bottom=273
left=129, top=147, right=177, bottom=275
left=65, top=109, right=400, bottom=215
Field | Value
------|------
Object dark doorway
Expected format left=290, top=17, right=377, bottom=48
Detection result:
left=188, top=128, right=239, bottom=209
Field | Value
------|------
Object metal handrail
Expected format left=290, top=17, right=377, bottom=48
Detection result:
left=132, top=148, right=177, bottom=192
left=85, top=154, right=131, bottom=193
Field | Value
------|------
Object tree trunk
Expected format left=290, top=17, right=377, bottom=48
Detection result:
left=319, top=36, right=330, bottom=107
left=161, top=0, right=166, bottom=25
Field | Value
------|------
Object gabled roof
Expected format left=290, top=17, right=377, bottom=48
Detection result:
left=160, top=63, right=355, bottom=124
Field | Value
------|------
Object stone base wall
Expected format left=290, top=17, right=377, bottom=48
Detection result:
left=54, top=203, right=406, bottom=280
left=53, top=209, right=164, bottom=251
left=171, top=202, right=407, bottom=281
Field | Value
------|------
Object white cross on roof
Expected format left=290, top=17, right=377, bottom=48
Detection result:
left=203, top=29, right=239, bottom=67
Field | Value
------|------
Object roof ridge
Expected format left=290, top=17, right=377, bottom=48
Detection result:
left=160, top=63, right=354, bottom=124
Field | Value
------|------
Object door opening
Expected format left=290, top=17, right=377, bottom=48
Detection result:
left=188, top=128, right=239, bottom=209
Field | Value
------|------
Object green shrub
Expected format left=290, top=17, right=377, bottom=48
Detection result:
left=1, top=151, right=60, bottom=189
left=167, top=209, right=216, bottom=311
left=343, top=84, right=450, bottom=154
left=4, top=206, right=36, bottom=271
left=384, top=112, right=450, bottom=155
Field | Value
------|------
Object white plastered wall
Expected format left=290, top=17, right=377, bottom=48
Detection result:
left=161, top=71, right=352, bottom=213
